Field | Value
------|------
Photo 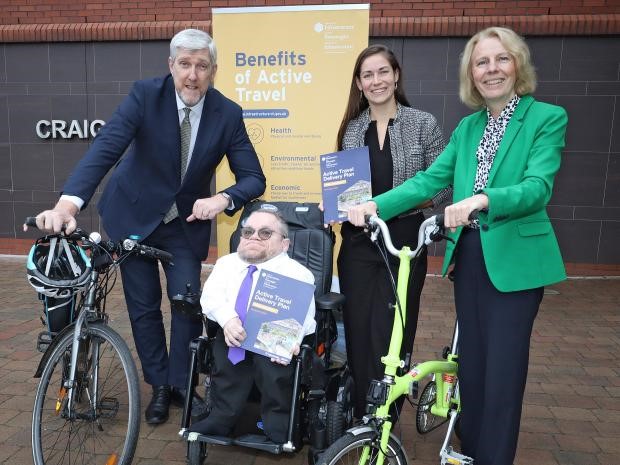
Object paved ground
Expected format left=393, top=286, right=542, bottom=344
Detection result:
left=1, top=255, right=619, bottom=465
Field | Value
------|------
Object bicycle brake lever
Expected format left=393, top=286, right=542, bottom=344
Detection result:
left=430, top=231, right=455, bottom=244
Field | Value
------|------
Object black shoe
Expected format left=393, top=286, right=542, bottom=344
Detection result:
left=170, top=386, right=209, bottom=421
left=145, top=385, right=170, bottom=425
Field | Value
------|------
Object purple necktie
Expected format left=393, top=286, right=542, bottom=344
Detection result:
left=228, top=264, right=257, bottom=364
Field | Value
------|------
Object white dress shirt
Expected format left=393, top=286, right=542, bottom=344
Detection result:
left=201, top=252, right=316, bottom=338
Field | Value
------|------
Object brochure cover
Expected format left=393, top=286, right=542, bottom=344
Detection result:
left=241, top=269, right=315, bottom=363
left=320, top=146, right=372, bottom=223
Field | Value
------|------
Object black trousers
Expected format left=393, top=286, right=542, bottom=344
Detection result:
left=189, top=331, right=295, bottom=443
left=453, top=228, right=543, bottom=465
left=120, top=218, right=203, bottom=388
left=338, top=213, right=427, bottom=418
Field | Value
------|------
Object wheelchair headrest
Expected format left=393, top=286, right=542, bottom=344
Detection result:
left=230, top=201, right=327, bottom=252
left=230, top=201, right=334, bottom=297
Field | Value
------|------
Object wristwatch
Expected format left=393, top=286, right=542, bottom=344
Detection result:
left=219, top=191, right=233, bottom=209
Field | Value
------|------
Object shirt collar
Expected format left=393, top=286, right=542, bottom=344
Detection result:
left=486, top=94, right=521, bottom=123
left=236, top=252, right=288, bottom=273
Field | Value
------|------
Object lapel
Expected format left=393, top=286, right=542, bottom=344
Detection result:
left=462, top=111, right=487, bottom=198
left=161, top=77, right=183, bottom=177
left=486, top=95, right=534, bottom=186
left=183, top=87, right=221, bottom=184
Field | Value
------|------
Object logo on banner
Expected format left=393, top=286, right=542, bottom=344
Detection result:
left=314, top=21, right=356, bottom=53
left=246, top=123, right=265, bottom=144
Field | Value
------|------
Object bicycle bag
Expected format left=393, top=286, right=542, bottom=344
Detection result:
left=38, top=293, right=76, bottom=334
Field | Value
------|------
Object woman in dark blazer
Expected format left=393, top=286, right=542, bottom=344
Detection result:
left=336, top=44, right=450, bottom=419
left=349, top=28, right=567, bottom=465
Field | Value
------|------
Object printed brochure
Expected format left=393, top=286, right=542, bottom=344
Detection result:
left=320, top=146, right=372, bottom=223
left=241, top=269, right=315, bottom=363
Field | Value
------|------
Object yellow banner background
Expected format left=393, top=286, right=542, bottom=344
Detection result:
left=213, top=5, right=369, bottom=255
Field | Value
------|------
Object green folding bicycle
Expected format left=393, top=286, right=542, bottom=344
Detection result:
left=318, top=214, right=473, bottom=465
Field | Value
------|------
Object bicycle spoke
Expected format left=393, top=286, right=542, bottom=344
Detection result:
left=33, top=324, right=139, bottom=465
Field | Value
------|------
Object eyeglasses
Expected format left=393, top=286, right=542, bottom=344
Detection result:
left=240, top=227, right=286, bottom=241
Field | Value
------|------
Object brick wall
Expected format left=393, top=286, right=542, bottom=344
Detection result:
left=1, top=0, right=618, bottom=24
left=0, top=1, right=619, bottom=42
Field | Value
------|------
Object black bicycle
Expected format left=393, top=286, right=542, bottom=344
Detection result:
left=25, top=217, right=173, bottom=465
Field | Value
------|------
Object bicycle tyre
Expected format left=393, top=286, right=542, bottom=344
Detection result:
left=317, top=430, right=407, bottom=465
left=32, top=322, right=140, bottom=465
left=416, top=380, right=439, bottom=434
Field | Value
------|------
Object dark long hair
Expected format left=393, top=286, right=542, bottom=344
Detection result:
left=336, top=44, right=410, bottom=150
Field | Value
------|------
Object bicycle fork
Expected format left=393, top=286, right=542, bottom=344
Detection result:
left=62, top=273, right=101, bottom=422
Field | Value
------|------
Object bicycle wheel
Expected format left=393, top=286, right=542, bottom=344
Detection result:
left=317, top=430, right=407, bottom=465
left=32, top=322, right=140, bottom=465
left=416, top=380, right=439, bottom=434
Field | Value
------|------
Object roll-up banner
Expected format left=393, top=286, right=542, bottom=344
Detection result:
left=213, top=4, right=369, bottom=254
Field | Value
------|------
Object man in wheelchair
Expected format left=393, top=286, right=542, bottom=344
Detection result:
left=189, top=206, right=316, bottom=443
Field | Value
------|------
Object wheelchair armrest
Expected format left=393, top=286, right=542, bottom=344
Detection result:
left=189, top=336, right=214, bottom=375
left=315, top=291, right=345, bottom=311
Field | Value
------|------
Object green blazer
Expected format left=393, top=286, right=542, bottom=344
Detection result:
left=374, top=95, right=568, bottom=292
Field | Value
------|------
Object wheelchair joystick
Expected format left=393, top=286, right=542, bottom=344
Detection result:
left=171, top=283, right=202, bottom=320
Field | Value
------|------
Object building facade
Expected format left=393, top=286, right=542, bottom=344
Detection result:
left=1, top=1, right=619, bottom=274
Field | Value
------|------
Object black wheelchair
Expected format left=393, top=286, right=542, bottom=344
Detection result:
left=173, top=201, right=354, bottom=465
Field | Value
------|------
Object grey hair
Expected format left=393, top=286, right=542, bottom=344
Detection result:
left=169, top=29, right=217, bottom=65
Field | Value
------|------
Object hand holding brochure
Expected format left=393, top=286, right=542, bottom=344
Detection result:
left=320, top=146, right=372, bottom=223
left=241, top=269, right=315, bottom=363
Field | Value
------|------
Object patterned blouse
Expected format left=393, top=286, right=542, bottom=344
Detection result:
left=472, top=94, right=521, bottom=194
left=342, top=104, right=452, bottom=213
left=470, top=94, right=521, bottom=226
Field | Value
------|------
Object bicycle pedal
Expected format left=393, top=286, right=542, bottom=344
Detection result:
left=440, top=446, right=473, bottom=465
left=98, top=397, right=119, bottom=418
left=36, top=331, right=54, bottom=353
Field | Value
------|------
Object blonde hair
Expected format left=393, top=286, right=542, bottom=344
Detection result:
left=459, top=26, right=537, bottom=110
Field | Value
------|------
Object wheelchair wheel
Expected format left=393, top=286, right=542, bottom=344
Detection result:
left=187, top=440, right=208, bottom=465
left=326, top=401, right=344, bottom=445
left=317, top=430, right=407, bottom=465
left=416, top=380, right=439, bottom=434
left=308, top=446, right=321, bottom=465
left=326, top=374, right=354, bottom=445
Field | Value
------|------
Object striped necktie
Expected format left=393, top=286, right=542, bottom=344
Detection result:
left=163, top=107, right=192, bottom=223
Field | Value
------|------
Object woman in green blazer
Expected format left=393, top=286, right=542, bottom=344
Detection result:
left=349, top=27, right=567, bottom=465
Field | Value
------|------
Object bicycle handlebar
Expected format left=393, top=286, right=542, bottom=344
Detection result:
left=24, top=216, right=38, bottom=228
left=365, top=214, right=446, bottom=258
left=24, top=217, right=174, bottom=265
left=121, top=239, right=174, bottom=264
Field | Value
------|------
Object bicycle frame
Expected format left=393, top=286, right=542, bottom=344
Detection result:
left=355, top=216, right=464, bottom=465
left=63, top=267, right=102, bottom=419
left=28, top=220, right=170, bottom=465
